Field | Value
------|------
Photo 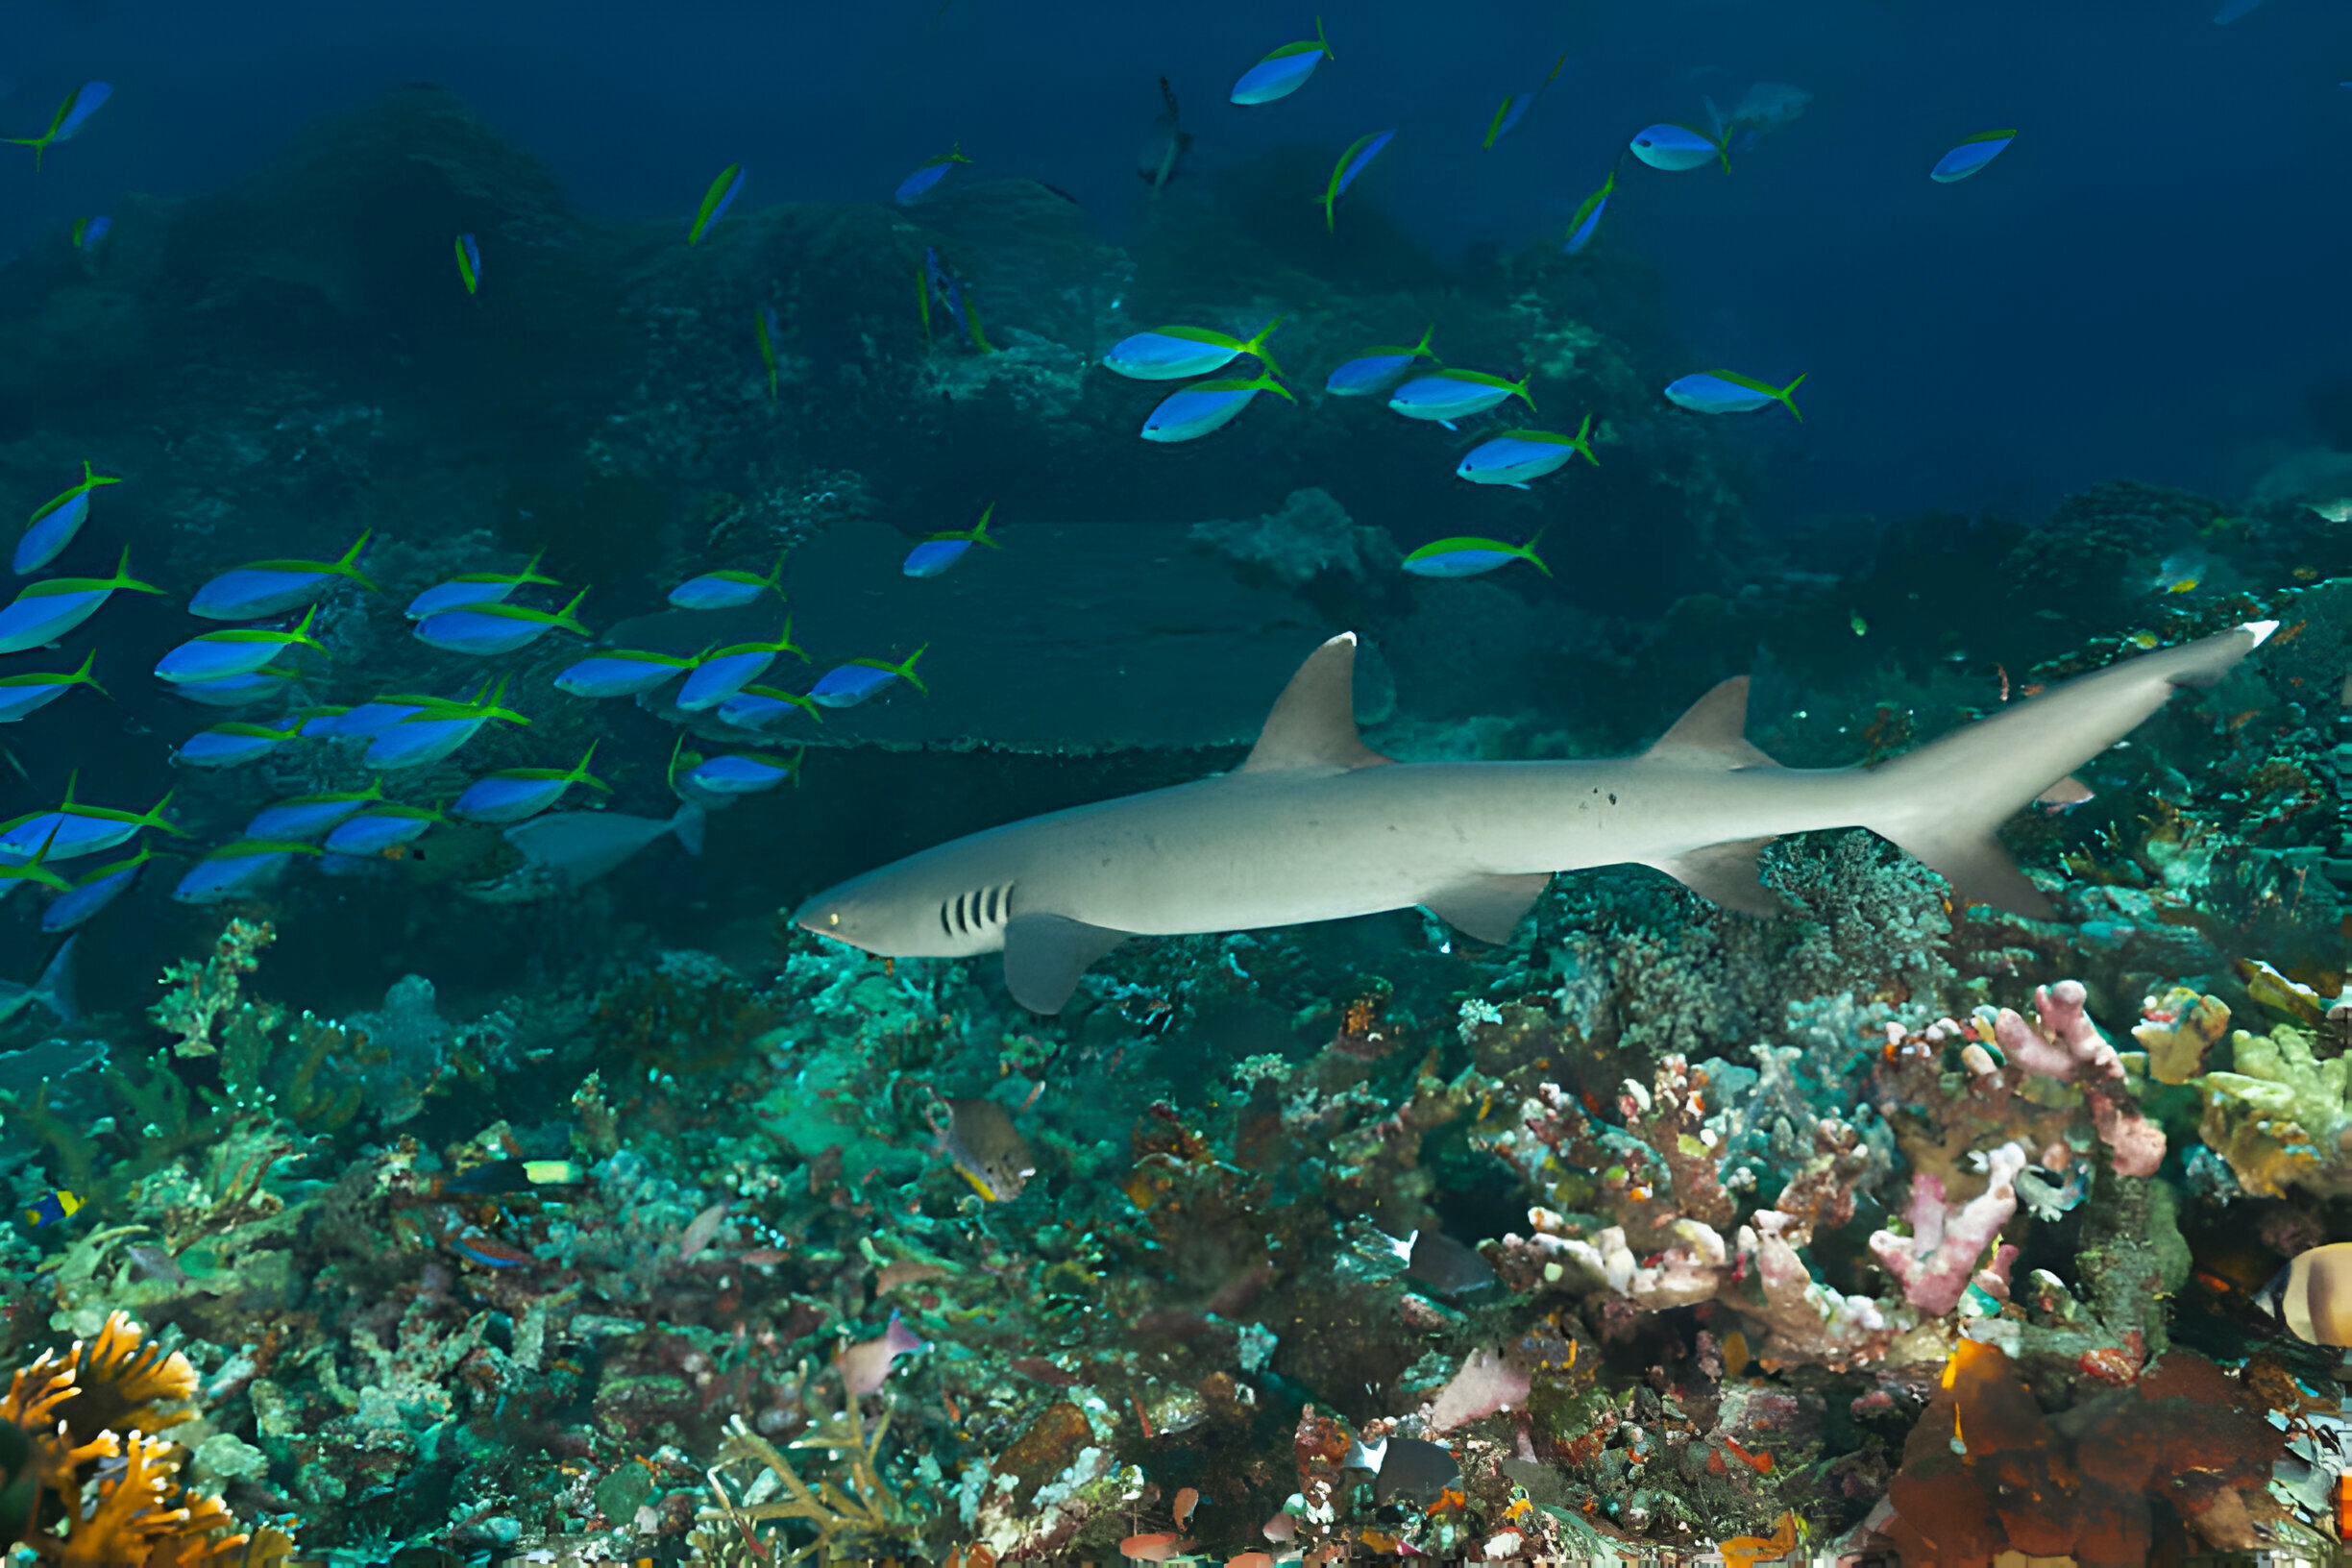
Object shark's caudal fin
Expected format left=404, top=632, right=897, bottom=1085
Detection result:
left=1863, top=622, right=2273, bottom=918
left=32, top=935, right=75, bottom=1024
left=1640, top=676, right=1791, bottom=916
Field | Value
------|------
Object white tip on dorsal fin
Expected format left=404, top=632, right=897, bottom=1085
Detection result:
left=1643, top=676, right=1780, bottom=770
left=1241, top=632, right=1394, bottom=772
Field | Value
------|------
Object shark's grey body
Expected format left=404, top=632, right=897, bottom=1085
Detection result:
left=796, top=625, right=2273, bottom=1013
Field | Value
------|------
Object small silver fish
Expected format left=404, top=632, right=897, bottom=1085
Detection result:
left=943, top=1099, right=1035, bottom=1202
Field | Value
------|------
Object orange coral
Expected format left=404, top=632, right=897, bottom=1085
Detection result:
left=1880, top=1338, right=2282, bottom=1566
left=58, top=1312, right=197, bottom=1446
left=0, top=1313, right=288, bottom=1568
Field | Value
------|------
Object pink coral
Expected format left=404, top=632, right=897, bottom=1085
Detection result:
left=1993, top=981, right=2164, bottom=1177
left=1732, top=1210, right=1897, bottom=1370
left=1427, top=1345, right=1531, bottom=1433
left=1869, top=1140, right=2027, bottom=1315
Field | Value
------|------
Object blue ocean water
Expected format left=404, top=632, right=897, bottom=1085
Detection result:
left=0, top=1, right=2343, bottom=1562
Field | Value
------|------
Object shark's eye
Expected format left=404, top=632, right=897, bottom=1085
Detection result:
left=827, top=913, right=840, bottom=927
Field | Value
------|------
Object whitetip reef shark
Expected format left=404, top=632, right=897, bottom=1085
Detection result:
left=795, top=622, right=2275, bottom=1014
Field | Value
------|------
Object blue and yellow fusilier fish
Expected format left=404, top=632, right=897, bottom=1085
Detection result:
left=455, top=233, right=481, bottom=294
left=1482, top=54, right=1568, bottom=149
left=1140, top=372, right=1295, bottom=443
left=414, top=587, right=591, bottom=656
left=245, top=783, right=385, bottom=843
left=1629, top=122, right=1729, bottom=173
left=1326, top=326, right=1435, bottom=398
left=1230, top=17, right=1333, bottom=106
left=155, top=605, right=329, bottom=684
left=453, top=746, right=609, bottom=826
left=0, top=548, right=161, bottom=655
left=903, top=504, right=1000, bottom=578
left=1104, top=321, right=1286, bottom=382
left=670, top=551, right=787, bottom=609
left=1930, top=129, right=2017, bottom=184
left=322, top=803, right=443, bottom=858
left=1386, top=367, right=1534, bottom=429
left=1663, top=369, right=1806, bottom=419
left=810, top=647, right=929, bottom=708
left=1563, top=164, right=1618, bottom=256
left=42, top=845, right=156, bottom=932
left=364, top=681, right=529, bottom=772
left=404, top=551, right=558, bottom=620
left=554, top=649, right=700, bottom=698
left=688, top=163, right=745, bottom=246
left=16, top=458, right=120, bottom=576
left=1402, top=533, right=1552, bottom=578
left=1323, top=130, right=1395, bottom=231
left=0, top=779, right=185, bottom=865
left=716, top=685, right=827, bottom=730
left=895, top=142, right=972, bottom=205
left=7, top=82, right=111, bottom=171
left=686, top=748, right=804, bottom=796
left=676, top=627, right=811, bottom=712
left=173, top=718, right=307, bottom=769
left=0, top=649, right=105, bottom=724
left=1455, top=417, right=1599, bottom=488
left=192, top=531, right=375, bottom=621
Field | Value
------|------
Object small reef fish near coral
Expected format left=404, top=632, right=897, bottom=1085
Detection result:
left=0, top=0, right=2342, bottom=1563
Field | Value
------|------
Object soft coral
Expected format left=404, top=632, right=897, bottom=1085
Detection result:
left=1879, top=1338, right=2280, bottom=1567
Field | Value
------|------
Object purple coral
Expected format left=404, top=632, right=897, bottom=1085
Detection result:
left=1993, top=980, right=2165, bottom=1178
left=1869, top=1140, right=2027, bottom=1315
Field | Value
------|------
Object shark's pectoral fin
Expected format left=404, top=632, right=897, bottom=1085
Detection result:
left=1421, top=872, right=1551, bottom=944
left=1876, top=827, right=2055, bottom=920
left=1001, top=913, right=1131, bottom=1014
left=1654, top=837, right=1786, bottom=916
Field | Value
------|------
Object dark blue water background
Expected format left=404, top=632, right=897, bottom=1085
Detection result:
left=4, top=0, right=2347, bottom=530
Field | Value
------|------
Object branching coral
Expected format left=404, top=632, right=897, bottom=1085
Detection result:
left=688, top=1403, right=915, bottom=1564
left=0, top=1312, right=291, bottom=1567
left=1990, top=982, right=2164, bottom=1177
left=1868, top=1141, right=2027, bottom=1316
left=149, top=920, right=275, bottom=1060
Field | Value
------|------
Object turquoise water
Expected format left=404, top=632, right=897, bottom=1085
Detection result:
left=0, top=4, right=2344, bottom=1563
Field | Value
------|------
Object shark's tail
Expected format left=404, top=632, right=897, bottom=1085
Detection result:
left=1862, top=622, right=2273, bottom=918
left=32, top=935, right=76, bottom=1024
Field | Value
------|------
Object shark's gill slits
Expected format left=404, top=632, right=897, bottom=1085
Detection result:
left=940, top=884, right=1015, bottom=941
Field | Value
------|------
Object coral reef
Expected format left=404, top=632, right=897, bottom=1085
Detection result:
left=0, top=78, right=2339, bottom=1568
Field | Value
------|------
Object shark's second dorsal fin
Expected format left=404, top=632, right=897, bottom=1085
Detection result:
left=1241, top=632, right=1393, bottom=773
left=1644, top=677, right=1779, bottom=769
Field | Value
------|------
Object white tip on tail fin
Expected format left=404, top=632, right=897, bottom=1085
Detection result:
left=2244, top=619, right=2280, bottom=646
left=1862, top=625, right=2267, bottom=918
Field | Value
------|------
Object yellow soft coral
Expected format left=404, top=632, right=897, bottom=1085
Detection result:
left=0, top=1313, right=289, bottom=1568
left=58, top=1312, right=197, bottom=1446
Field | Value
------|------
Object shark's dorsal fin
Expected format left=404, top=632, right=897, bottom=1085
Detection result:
left=1644, top=677, right=1779, bottom=769
left=1241, top=632, right=1393, bottom=773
